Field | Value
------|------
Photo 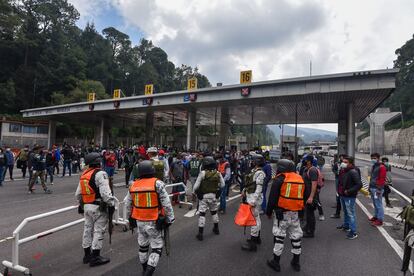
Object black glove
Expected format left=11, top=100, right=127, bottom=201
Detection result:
left=275, top=209, right=284, bottom=221
left=156, top=216, right=167, bottom=231
left=129, top=217, right=137, bottom=229
left=78, top=204, right=84, bottom=214
left=108, top=206, right=115, bottom=214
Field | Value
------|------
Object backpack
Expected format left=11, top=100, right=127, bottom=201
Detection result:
left=189, top=159, right=201, bottom=177
left=172, top=160, right=184, bottom=180
left=306, top=167, right=325, bottom=188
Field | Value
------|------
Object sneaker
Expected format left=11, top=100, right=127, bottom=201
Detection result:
left=371, top=220, right=383, bottom=227
left=346, top=232, right=358, bottom=240
left=44, top=189, right=52, bottom=194
left=336, top=225, right=350, bottom=232
left=50, top=182, right=54, bottom=185
left=28, top=190, right=34, bottom=194
left=330, top=214, right=340, bottom=219
left=369, top=217, right=377, bottom=222
left=319, top=215, right=325, bottom=221
left=386, top=203, right=393, bottom=208
left=259, top=210, right=265, bottom=215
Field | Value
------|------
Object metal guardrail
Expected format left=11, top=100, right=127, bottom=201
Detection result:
left=165, top=182, right=193, bottom=209
left=1, top=183, right=189, bottom=275
left=2, top=205, right=82, bottom=275
left=1, top=197, right=128, bottom=276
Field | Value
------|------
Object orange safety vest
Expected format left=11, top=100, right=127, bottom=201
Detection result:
left=278, top=172, right=305, bottom=211
left=130, top=177, right=161, bottom=221
left=218, top=162, right=228, bottom=176
left=79, top=168, right=100, bottom=204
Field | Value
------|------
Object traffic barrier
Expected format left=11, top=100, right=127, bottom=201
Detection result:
left=165, top=182, right=193, bottom=209
left=2, top=197, right=126, bottom=275
left=2, top=205, right=83, bottom=275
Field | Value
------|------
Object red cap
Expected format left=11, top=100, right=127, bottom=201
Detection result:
left=159, top=149, right=165, bottom=155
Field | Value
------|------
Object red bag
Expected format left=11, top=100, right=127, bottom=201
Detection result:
left=234, top=203, right=257, bottom=226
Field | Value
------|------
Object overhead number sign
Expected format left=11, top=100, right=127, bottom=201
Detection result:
left=187, top=77, right=198, bottom=91
left=145, top=84, right=154, bottom=95
left=240, top=70, right=252, bottom=84
left=88, top=92, right=96, bottom=102
left=113, top=89, right=121, bottom=99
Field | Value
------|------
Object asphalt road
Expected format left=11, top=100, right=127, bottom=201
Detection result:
left=0, top=166, right=408, bottom=276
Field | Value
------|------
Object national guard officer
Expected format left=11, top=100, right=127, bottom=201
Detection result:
left=75, top=152, right=115, bottom=267
left=193, top=156, right=225, bottom=241
left=147, top=147, right=169, bottom=181
left=125, top=160, right=175, bottom=276
left=266, top=159, right=304, bottom=272
left=241, top=154, right=265, bottom=251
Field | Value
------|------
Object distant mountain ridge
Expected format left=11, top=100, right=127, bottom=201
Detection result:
left=267, top=125, right=337, bottom=143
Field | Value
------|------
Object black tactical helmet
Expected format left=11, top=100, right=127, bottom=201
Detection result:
left=203, top=156, right=217, bottom=170
left=138, top=160, right=156, bottom=178
left=251, top=154, right=265, bottom=167
left=85, top=152, right=102, bottom=166
left=277, top=159, right=296, bottom=173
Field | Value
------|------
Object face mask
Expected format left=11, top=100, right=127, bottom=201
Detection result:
left=340, top=162, right=348, bottom=169
left=371, top=159, right=377, bottom=165
left=384, top=162, right=389, bottom=166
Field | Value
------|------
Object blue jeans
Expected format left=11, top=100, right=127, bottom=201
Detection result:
left=220, top=181, right=230, bottom=211
left=341, top=196, right=357, bottom=233
left=62, top=160, right=72, bottom=176
left=370, top=187, right=384, bottom=221
left=105, top=166, right=115, bottom=177
left=46, top=166, right=54, bottom=183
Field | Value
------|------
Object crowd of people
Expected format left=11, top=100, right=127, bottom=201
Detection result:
left=0, top=142, right=393, bottom=274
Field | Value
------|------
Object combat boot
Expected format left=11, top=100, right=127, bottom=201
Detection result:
left=213, top=223, right=220, bottom=235
left=255, top=232, right=262, bottom=245
left=82, top=247, right=91, bottom=264
left=241, top=237, right=257, bottom=252
left=141, top=263, right=147, bottom=276
left=290, top=254, right=301, bottom=272
left=267, top=254, right=281, bottom=272
left=89, top=250, right=110, bottom=267
left=144, top=265, right=155, bottom=276
left=196, top=227, right=204, bottom=241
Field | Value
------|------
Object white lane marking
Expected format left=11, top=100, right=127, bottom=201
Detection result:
left=356, top=198, right=413, bottom=273
left=184, top=194, right=242, bottom=218
left=390, top=186, right=411, bottom=203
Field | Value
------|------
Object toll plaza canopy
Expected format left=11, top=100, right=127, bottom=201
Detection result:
left=21, top=68, right=398, bottom=155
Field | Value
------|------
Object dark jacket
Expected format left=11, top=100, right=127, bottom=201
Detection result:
left=31, top=152, right=46, bottom=171
left=0, top=152, right=6, bottom=166
left=338, top=166, right=362, bottom=197
left=266, top=174, right=285, bottom=216
left=370, top=162, right=386, bottom=189
left=46, top=153, right=54, bottom=167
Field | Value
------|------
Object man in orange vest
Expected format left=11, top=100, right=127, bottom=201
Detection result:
left=125, top=160, right=175, bottom=276
left=266, top=159, right=304, bottom=272
left=75, top=152, right=115, bottom=267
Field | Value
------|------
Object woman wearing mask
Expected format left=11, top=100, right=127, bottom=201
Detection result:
left=381, top=157, right=393, bottom=208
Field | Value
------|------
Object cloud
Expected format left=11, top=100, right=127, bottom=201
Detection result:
left=112, top=0, right=327, bottom=84
left=70, top=0, right=414, bottom=88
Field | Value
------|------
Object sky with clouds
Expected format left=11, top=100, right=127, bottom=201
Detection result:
left=68, top=0, right=414, bottom=133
